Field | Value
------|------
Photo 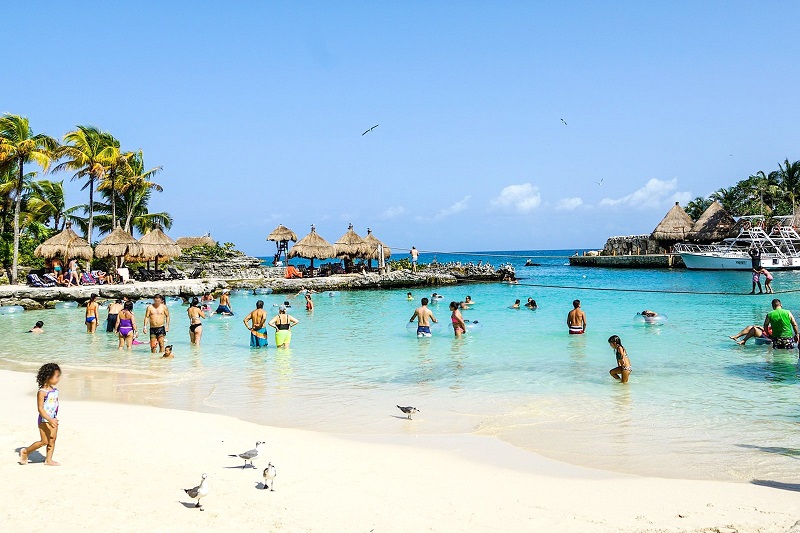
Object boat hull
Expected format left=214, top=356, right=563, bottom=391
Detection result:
left=680, top=253, right=800, bottom=270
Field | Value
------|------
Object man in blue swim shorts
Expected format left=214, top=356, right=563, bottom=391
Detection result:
left=409, top=297, right=437, bottom=338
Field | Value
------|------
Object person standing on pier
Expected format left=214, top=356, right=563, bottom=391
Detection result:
left=410, top=247, right=419, bottom=272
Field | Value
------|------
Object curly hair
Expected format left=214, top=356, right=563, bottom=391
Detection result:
left=36, top=363, right=61, bottom=388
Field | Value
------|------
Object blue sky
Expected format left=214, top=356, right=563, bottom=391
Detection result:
left=4, top=1, right=800, bottom=255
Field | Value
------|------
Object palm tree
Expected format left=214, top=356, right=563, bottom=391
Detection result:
left=777, top=159, right=800, bottom=214
left=117, top=151, right=163, bottom=232
left=96, top=133, right=133, bottom=227
left=53, top=125, right=112, bottom=244
left=710, top=187, right=742, bottom=215
left=685, top=196, right=712, bottom=221
left=70, top=187, right=172, bottom=238
left=0, top=114, right=58, bottom=283
left=26, top=180, right=79, bottom=231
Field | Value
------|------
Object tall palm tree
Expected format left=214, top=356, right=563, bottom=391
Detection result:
left=777, top=159, right=800, bottom=214
left=96, top=133, right=133, bottom=227
left=117, top=151, right=163, bottom=232
left=0, top=114, right=57, bottom=283
left=710, top=187, right=742, bottom=215
left=53, top=125, right=113, bottom=245
left=26, top=180, right=79, bottom=231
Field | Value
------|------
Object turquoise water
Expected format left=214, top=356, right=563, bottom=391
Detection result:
left=3, top=249, right=800, bottom=482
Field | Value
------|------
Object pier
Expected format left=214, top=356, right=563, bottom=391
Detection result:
left=569, top=254, right=685, bottom=269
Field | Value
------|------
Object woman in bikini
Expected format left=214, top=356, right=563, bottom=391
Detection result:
left=187, top=297, right=206, bottom=345
left=115, top=301, right=136, bottom=350
left=449, top=301, right=467, bottom=338
left=268, top=305, right=299, bottom=348
left=608, top=335, right=632, bottom=384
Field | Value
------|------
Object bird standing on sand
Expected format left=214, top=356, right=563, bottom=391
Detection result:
left=560, top=118, right=567, bottom=125
left=362, top=124, right=379, bottom=136
left=184, top=473, right=209, bottom=510
left=229, top=441, right=263, bottom=469
left=263, top=462, right=277, bottom=491
left=397, top=405, right=419, bottom=419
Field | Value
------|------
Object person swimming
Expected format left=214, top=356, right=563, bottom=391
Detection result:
left=29, top=321, right=44, bottom=334
left=511, top=299, right=521, bottom=309
left=407, top=292, right=413, bottom=301
left=524, top=298, right=537, bottom=309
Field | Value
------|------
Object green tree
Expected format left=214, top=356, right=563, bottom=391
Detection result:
left=685, top=196, right=712, bottom=221
left=0, top=114, right=58, bottom=283
left=96, top=133, right=133, bottom=228
left=26, top=179, right=79, bottom=231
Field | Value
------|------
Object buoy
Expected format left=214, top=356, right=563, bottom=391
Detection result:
left=0, top=305, right=25, bottom=314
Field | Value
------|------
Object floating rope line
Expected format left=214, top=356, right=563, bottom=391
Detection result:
left=385, top=246, right=573, bottom=260
left=504, top=281, right=800, bottom=296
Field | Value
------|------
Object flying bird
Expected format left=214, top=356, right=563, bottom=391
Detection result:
left=263, top=463, right=277, bottom=491
left=595, top=178, right=604, bottom=186
left=183, top=473, right=209, bottom=510
left=229, top=441, right=263, bottom=469
left=560, top=119, right=567, bottom=125
left=397, top=405, right=419, bottom=420
left=362, top=124, right=379, bottom=136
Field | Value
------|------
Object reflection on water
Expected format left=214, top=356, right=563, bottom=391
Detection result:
left=3, top=252, right=800, bottom=481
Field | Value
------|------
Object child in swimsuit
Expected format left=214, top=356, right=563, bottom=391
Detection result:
left=608, top=335, right=631, bottom=384
left=19, top=362, right=62, bottom=466
left=761, top=267, right=774, bottom=294
left=449, top=301, right=467, bottom=338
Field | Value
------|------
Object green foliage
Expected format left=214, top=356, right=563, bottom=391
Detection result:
left=181, top=243, right=244, bottom=261
left=388, top=258, right=427, bottom=271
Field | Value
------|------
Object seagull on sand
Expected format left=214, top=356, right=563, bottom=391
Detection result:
left=262, top=463, right=277, bottom=491
left=560, top=118, right=567, bottom=125
left=183, top=473, right=209, bottom=510
left=397, top=405, right=419, bottom=419
left=362, top=124, right=379, bottom=136
left=229, top=441, right=263, bottom=469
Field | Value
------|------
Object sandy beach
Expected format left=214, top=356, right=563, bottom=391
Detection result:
left=1, top=369, right=798, bottom=533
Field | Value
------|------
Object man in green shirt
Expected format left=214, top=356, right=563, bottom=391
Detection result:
left=764, top=299, right=799, bottom=349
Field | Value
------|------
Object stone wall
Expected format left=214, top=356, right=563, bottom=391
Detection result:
left=601, top=235, right=666, bottom=256
left=174, top=254, right=281, bottom=279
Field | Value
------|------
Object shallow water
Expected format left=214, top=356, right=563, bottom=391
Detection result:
left=3, top=250, right=800, bottom=482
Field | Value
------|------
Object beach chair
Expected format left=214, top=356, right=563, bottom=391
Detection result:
left=27, top=273, right=55, bottom=287
left=168, top=266, right=186, bottom=279
left=42, top=273, right=61, bottom=286
left=149, top=269, right=167, bottom=281
left=81, top=272, right=98, bottom=285
left=116, top=267, right=135, bottom=284
left=136, top=267, right=152, bottom=281
left=189, top=267, right=202, bottom=279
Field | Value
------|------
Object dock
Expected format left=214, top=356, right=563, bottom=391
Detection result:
left=569, top=254, right=685, bottom=269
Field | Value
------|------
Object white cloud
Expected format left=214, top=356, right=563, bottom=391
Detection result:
left=380, top=206, right=406, bottom=219
left=599, top=178, right=690, bottom=209
left=433, top=196, right=471, bottom=220
left=490, top=183, right=542, bottom=213
left=557, top=197, right=583, bottom=211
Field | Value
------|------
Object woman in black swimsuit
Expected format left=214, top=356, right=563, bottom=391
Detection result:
left=187, top=297, right=206, bottom=345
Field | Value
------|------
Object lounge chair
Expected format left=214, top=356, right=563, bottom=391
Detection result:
left=136, top=267, right=152, bottom=281
left=148, top=269, right=167, bottom=281
left=27, top=273, right=55, bottom=287
left=80, top=272, right=98, bottom=285
left=116, top=267, right=134, bottom=284
left=42, top=273, right=62, bottom=286
left=90, top=270, right=108, bottom=284
left=168, top=266, right=186, bottom=279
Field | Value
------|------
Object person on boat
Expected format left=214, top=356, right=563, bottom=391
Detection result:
left=187, top=297, right=206, bottom=345
left=730, top=324, right=772, bottom=346
left=215, top=289, right=234, bottom=315
left=409, top=297, right=437, bottom=338
left=269, top=305, right=298, bottom=348
left=85, top=294, right=99, bottom=334
left=764, top=299, right=799, bottom=350
left=449, top=301, right=467, bottom=338
left=608, top=335, right=632, bottom=384
left=243, top=300, right=269, bottom=348
left=106, top=299, right=123, bottom=333
left=115, top=301, right=136, bottom=350
left=29, top=321, right=44, bottom=334
left=567, top=300, right=587, bottom=335
left=760, top=267, right=774, bottom=294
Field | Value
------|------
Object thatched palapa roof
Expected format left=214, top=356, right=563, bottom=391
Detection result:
left=287, top=225, right=335, bottom=260
left=363, top=228, right=392, bottom=259
left=34, top=223, right=93, bottom=260
left=334, top=224, right=371, bottom=259
left=176, top=235, right=216, bottom=249
left=138, top=227, right=182, bottom=260
left=267, top=224, right=298, bottom=243
left=95, top=226, right=143, bottom=259
left=687, top=201, right=736, bottom=242
left=651, top=202, right=694, bottom=242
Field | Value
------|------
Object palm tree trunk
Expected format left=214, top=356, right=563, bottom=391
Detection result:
left=86, top=176, right=94, bottom=270
left=11, top=159, right=23, bottom=284
left=110, top=167, right=116, bottom=227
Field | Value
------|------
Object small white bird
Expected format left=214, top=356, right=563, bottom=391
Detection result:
left=229, top=441, right=263, bottom=469
left=397, top=405, right=419, bottom=419
left=595, top=178, right=604, bottom=186
left=262, top=462, right=277, bottom=491
left=184, top=473, right=209, bottom=510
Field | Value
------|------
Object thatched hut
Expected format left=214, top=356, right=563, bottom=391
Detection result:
left=267, top=224, right=297, bottom=264
left=176, top=235, right=216, bottom=250
left=334, top=224, right=371, bottom=262
left=138, top=227, right=182, bottom=270
left=363, top=228, right=391, bottom=268
left=287, top=225, right=335, bottom=271
left=34, top=222, right=93, bottom=261
left=651, top=202, right=694, bottom=246
left=95, top=226, right=143, bottom=266
left=687, top=201, right=736, bottom=242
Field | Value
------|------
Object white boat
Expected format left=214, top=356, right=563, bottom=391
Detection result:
left=675, top=215, right=800, bottom=270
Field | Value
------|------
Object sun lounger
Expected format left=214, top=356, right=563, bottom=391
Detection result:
left=27, top=273, right=55, bottom=287
left=189, top=267, right=202, bottom=279
left=136, top=267, right=152, bottom=281
left=116, top=267, right=134, bottom=284
left=42, top=273, right=62, bottom=286
left=168, top=266, right=186, bottom=279
left=80, top=272, right=98, bottom=285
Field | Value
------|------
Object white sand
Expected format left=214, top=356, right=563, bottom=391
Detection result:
left=1, top=369, right=799, bottom=533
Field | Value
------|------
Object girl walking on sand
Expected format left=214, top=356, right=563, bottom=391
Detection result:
left=608, top=335, right=632, bottom=384
left=19, top=363, right=62, bottom=466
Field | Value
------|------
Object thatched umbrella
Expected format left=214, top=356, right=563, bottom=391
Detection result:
left=176, top=235, right=216, bottom=249
left=651, top=202, right=694, bottom=246
left=363, top=228, right=391, bottom=269
left=687, top=201, right=736, bottom=242
left=95, top=226, right=143, bottom=266
left=267, top=224, right=298, bottom=263
left=34, top=222, right=93, bottom=261
left=334, top=224, right=371, bottom=264
left=138, top=227, right=182, bottom=271
left=287, top=224, right=335, bottom=271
